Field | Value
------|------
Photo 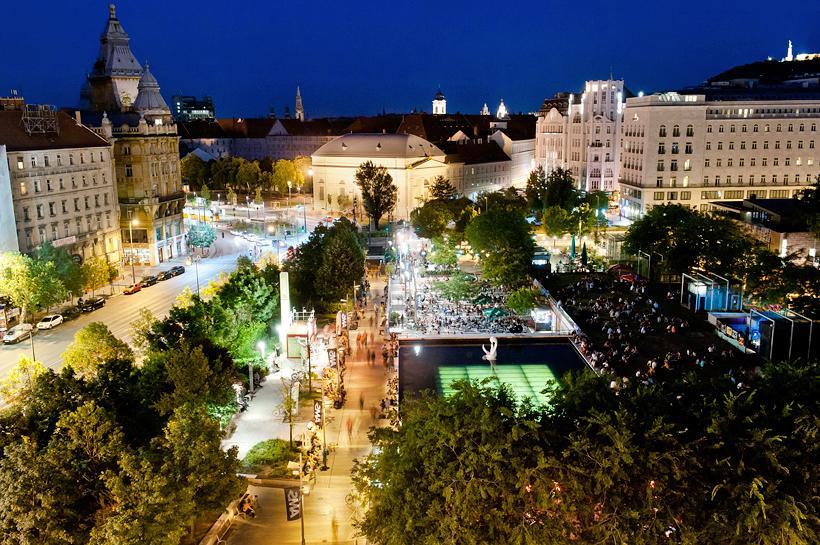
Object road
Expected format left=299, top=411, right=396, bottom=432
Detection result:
left=0, top=233, right=251, bottom=379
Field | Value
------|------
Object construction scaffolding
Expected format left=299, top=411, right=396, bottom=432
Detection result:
left=20, top=104, right=59, bottom=136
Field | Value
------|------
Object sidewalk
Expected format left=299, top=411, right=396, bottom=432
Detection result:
left=224, top=277, right=389, bottom=545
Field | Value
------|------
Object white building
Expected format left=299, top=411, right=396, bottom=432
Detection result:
left=312, top=133, right=449, bottom=220
left=432, top=89, right=446, bottom=115
left=535, top=79, right=625, bottom=192
left=0, top=145, right=18, bottom=252
left=619, top=91, right=820, bottom=218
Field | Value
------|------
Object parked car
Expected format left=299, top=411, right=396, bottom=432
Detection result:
left=156, top=270, right=173, bottom=281
left=36, top=314, right=64, bottom=330
left=3, top=323, right=34, bottom=344
left=123, top=283, right=142, bottom=295
left=170, top=265, right=185, bottom=276
left=78, top=297, right=105, bottom=312
left=140, top=275, right=158, bottom=287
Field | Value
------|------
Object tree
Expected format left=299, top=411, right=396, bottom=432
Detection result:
left=479, top=187, right=528, bottom=214
left=62, top=322, right=133, bottom=380
left=254, top=186, right=264, bottom=205
left=180, top=154, right=207, bottom=187
left=130, top=307, right=157, bottom=359
left=188, top=223, right=216, bottom=251
left=210, top=157, right=242, bottom=189
left=200, top=183, right=212, bottom=204
left=525, top=165, right=548, bottom=211
left=428, top=236, right=458, bottom=269
left=432, top=272, right=479, bottom=302
left=465, top=208, right=535, bottom=287
left=280, top=377, right=298, bottom=448
left=410, top=200, right=452, bottom=239
left=797, top=177, right=820, bottom=238
left=540, top=205, right=573, bottom=237
left=33, top=242, right=84, bottom=299
left=272, top=158, right=306, bottom=193
left=236, top=159, right=261, bottom=191
left=82, top=256, right=117, bottom=296
left=544, top=167, right=578, bottom=210
left=506, top=286, right=538, bottom=314
left=226, top=185, right=237, bottom=205
left=0, top=252, right=67, bottom=322
left=429, top=175, right=457, bottom=201
left=152, top=344, right=233, bottom=415
left=355, top=161, right=397, bottom=231
left=0, top=355, right=46, bottom=403
left=314, top=220, right=366, bottom=302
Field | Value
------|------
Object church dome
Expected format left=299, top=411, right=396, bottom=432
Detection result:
left=133, top=63, right=170, bottom=116
left=434, top=89, right=445, bottom=101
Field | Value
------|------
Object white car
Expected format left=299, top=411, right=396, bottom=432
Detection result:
left=36, top=314, right=64, bottom=330
left=3, top=323, right=34, bottom=344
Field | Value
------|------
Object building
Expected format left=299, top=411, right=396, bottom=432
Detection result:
left=535, top=79, right=625, bottom=192
left=619, top=90, right=820, bottom=219
left=432, top=89, right=446, bottom=115
left=295, top=87, right=304, bottom=122
left=0, top=107, right=121, bottom=261
left=0, top=146, right=19, bottom=252
left=80, top=3, right=142, bottom=112
left=710, top=198, right=817, bottom=265
left=79, top=5, right=185, bottom=265
left=443, top=140, right=512, bottom=198
left=171, top=95, right=215, bottom=121
left=312, top=133, right=449, bottom=220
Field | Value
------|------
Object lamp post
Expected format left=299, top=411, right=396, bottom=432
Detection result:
left=246, top=195, right=250, bottom=218
left=307, top=168, right=314, bottom=212
left=128, top=211, right=138, bottom=284
left=301, top=187, right=307, bottom=234
left=287, top=180, right=292, bottom=239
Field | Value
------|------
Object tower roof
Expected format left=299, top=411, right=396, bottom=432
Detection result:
left=434, top=88, right=446, bottom=101
left=133, top=64, right=170, bottom=116
left=92, top=3, right=142, bottom=78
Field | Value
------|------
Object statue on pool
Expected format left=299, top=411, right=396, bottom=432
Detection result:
left=481, top=337, right=498, bottom=371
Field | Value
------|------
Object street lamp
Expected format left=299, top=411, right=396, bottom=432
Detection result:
left=246, top=195, right=250, bottom=218
left=128, top=212, right=138, bottom=284
left=307, top=168, right=314, bottom=211
left=287, top=180, right=293, bottom=239
left=300, top=186, right=307, bottom=234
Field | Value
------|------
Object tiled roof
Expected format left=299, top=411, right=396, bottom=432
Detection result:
left=0, top=110, right=109, bottom=152
left=442, top=140, right=511, bottom=165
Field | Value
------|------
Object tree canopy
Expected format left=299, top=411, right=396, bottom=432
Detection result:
left=352, top=360, right=819, bottom=545
left=355, top=161, right=398, bottom=230
left=411, top=200, right=453, bottom=239
left=465, top=207, right=535, bottom=287
left=429, top=175, right=457, bottom=201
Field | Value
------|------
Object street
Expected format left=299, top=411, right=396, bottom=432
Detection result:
left=0, top=232, right=251, bottom=379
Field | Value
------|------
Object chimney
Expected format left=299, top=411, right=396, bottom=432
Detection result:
left=75, top=110, right=82, bottom=125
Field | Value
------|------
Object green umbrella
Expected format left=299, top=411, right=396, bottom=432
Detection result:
left=581, top=242, right=588, bottom=266
left=570, top=234, right=576, bottom=259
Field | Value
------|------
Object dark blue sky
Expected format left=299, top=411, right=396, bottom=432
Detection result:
left=2, top=1, right=817, bottom=118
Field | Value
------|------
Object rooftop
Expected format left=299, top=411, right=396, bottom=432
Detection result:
left=0, top=110, right=110, bottom=152
left=313, top=133, right=445, bottom=159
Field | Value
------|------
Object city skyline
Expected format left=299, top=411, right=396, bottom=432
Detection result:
left=2, top=0, right=817, bottom=118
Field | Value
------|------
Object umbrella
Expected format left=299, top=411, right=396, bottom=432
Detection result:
left=570, top=234, right=576, bottom=260
left=581, top=242, right=588, bottom=266
left=473, top=294, right=492, bottom=305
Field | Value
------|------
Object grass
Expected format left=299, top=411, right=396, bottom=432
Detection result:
left=240, top=439, right=300, bottom=479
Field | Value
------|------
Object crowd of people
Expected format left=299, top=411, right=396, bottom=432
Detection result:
left=402, top=278, right=528, bottom=335
left=555, top=275, right=751, bottom=389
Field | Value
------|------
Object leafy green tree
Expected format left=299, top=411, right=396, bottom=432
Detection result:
left=200, top=183, right=212, bottom=204
left=431, top=272, right=479, bottom=301
left=272, top=158, right=305, bottom=193
left=544, top=167, right=578, bottom=210
left=81, top=256, right=117, bottom=296
left=525, top=165, right=548, bottom=211
left=506, top=287, right=538, bottom=314
left=188, top=223, right=216, bottom=251
left=797, top=177, right=820, bottom=238
left=478, top=187, right=528, bottom=214
left=429, top=175, right=457, bottom=201
left=226, top=185, right=237, bottom=205
left=540, top=205, right=573, bottom=237
left=62, top=322, right=133, bottom=380
left=465, top=208, right=535, bottom=287
left=0, top=355, right=46, bottom=403
left=315, top=220, right=366, bottom=302
left=254, top=186, right=264, bottom=205
left=428, top=236, right=458, bottom=269
left=410, top=200, right=452, bottom=239
left=180, top=154, right=208, bottom=187
left=130, top=307, right=157, bottom=359
left=210, top=157, right=242, bottom=189
left=0, top=252, right=67, bottom=322
left=355, top=161, right=398, bottom=231
left=33, top=242, right=83, bottom=299
left=236, top=159, right=261, bottom=191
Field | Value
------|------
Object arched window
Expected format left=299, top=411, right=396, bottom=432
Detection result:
left=659, top=125, right=666, bottom=137
left=686, top=124, right=694, bottom=137
left=672, top=125, right=680, bottom=137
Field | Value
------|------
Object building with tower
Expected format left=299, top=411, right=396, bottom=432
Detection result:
left=78, top=4, right=185, bottom=266
left=171, top=95, right=215, bottom=121
left=535, top=79, right=625, bottom=192
left=81, top=4, right=143, bottom=112
left=432, top=89, right=446, bottom=115
left=295, top=86, right=305, bottom=122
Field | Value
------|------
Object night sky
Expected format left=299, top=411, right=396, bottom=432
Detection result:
left=2, top=0, right=817, bottom=118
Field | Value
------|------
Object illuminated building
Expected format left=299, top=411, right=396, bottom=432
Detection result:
left=171, top=95, right=215, bottom=121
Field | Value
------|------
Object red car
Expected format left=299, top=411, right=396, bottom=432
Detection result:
left=123, top=283, right=142, bottom=295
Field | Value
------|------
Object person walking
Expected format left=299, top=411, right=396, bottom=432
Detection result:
left=359, top=394, right=365, bottom=411
left=346, top=417, right=354, bottom=444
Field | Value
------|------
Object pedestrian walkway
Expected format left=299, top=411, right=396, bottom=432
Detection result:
left=224, top=276, right=388, bottom=545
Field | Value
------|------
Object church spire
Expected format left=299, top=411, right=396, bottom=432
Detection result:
left=295, top=86, right=304, bottom=121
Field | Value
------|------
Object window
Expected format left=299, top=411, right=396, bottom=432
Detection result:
left=706, top=141, right=711, bottom=150
left=656, top=176, right=663, bottom=187
left=751, top=158, right=756, bottom=167
left=657, top=160, right=664, bottom=171
left=762, top=158, right=768, bottom=167
left=670, top=160, right=678, bottom=171
left=730, top=125, right=736, bottom=133
left=725, top=190, right=743, bottom=199
left=704, top=158, right=710, bottom=168
left=798, top=141, right=803, bottom=149
left=753, top=124, right=759, bottom=132
left=36, top=205, right=44, bottom=219
left=763, top=141, right=769, bottom=149
left=671, top=143, right=679, bottom=154
left=48, top=202, right=55, bottom=216
left=718, top=125, right=724, bottom=133
left=672, top=125, right=680, bottom=137
left=125, top=164, right=133, bottom=177
left=59, top=178, right=64, bottom=190
left=56, top=154, right=62, bottom=166
left=667, top=192, right=678, bottom=200
left=683, top=159, right=691, bottom=171
left=716, top=159, right=722, bottom=167
left=739, top=158, right=745, bottom=167
left=686, top=125, right=694, bottom=137
left=685, top=142, right=692, bottom=154
left=69, top=154, right=74, bottom=165
left=30, top=156, right=36, bottom=168
left=658, top=143, right=665, bottom=154
left=729, top=142, right=734, bottom=150
left=46, top=179, right=52, bottom=191
left=796, top=157, right=802, bottom=166
left=752, top=141, right=757, bottom=150
left=23, top=207, right=30, bottom=221
left=61, top=200, right=67, bottom=213
left=771, top=190, right=789, bottom=198
left=703, top=176, right=710, bottom=186
left=94, top=195, right=100, bottom=208
left=43, top=156, right=49, bottom=167
left=84, top=196, right=89, bottom=210
left=811, top=141, right=815, bottom=149
left=654, top=191, right=665, bottom=201
left=773, top=158, right=779, bottom=167
left=749, top=175, right=755, bottom=185
left=742, top=125, right=747, bottom=133
left=707, top=125, right=713, bottom=133
left=659, top=125, right=666, bottom=137
left=727, top=159, right=733, bottom=167
left=765, top=124, right=770, bottom=132
left=104, top=193, right=109, bottom=206
left=776, top=124, right=782, bottom=132
left=772, top=174, right=778, bottom=184
left=74, top=198, right=80, bottom=212
left=715, top=175, right=721, bottom=186
left=717, top=142, right=723, bottom=150
left=680, top=191, right=691, bottom=200
left=16, top=157, right=24, bottom=170
left=80, top=153, right=85, bottom=164
left=788, top=124, right=793, bottom=132
left=34, top=180, right=41, bottom=193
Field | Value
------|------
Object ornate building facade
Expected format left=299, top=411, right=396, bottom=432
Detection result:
left=80, top=4, right=185, bottom=265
